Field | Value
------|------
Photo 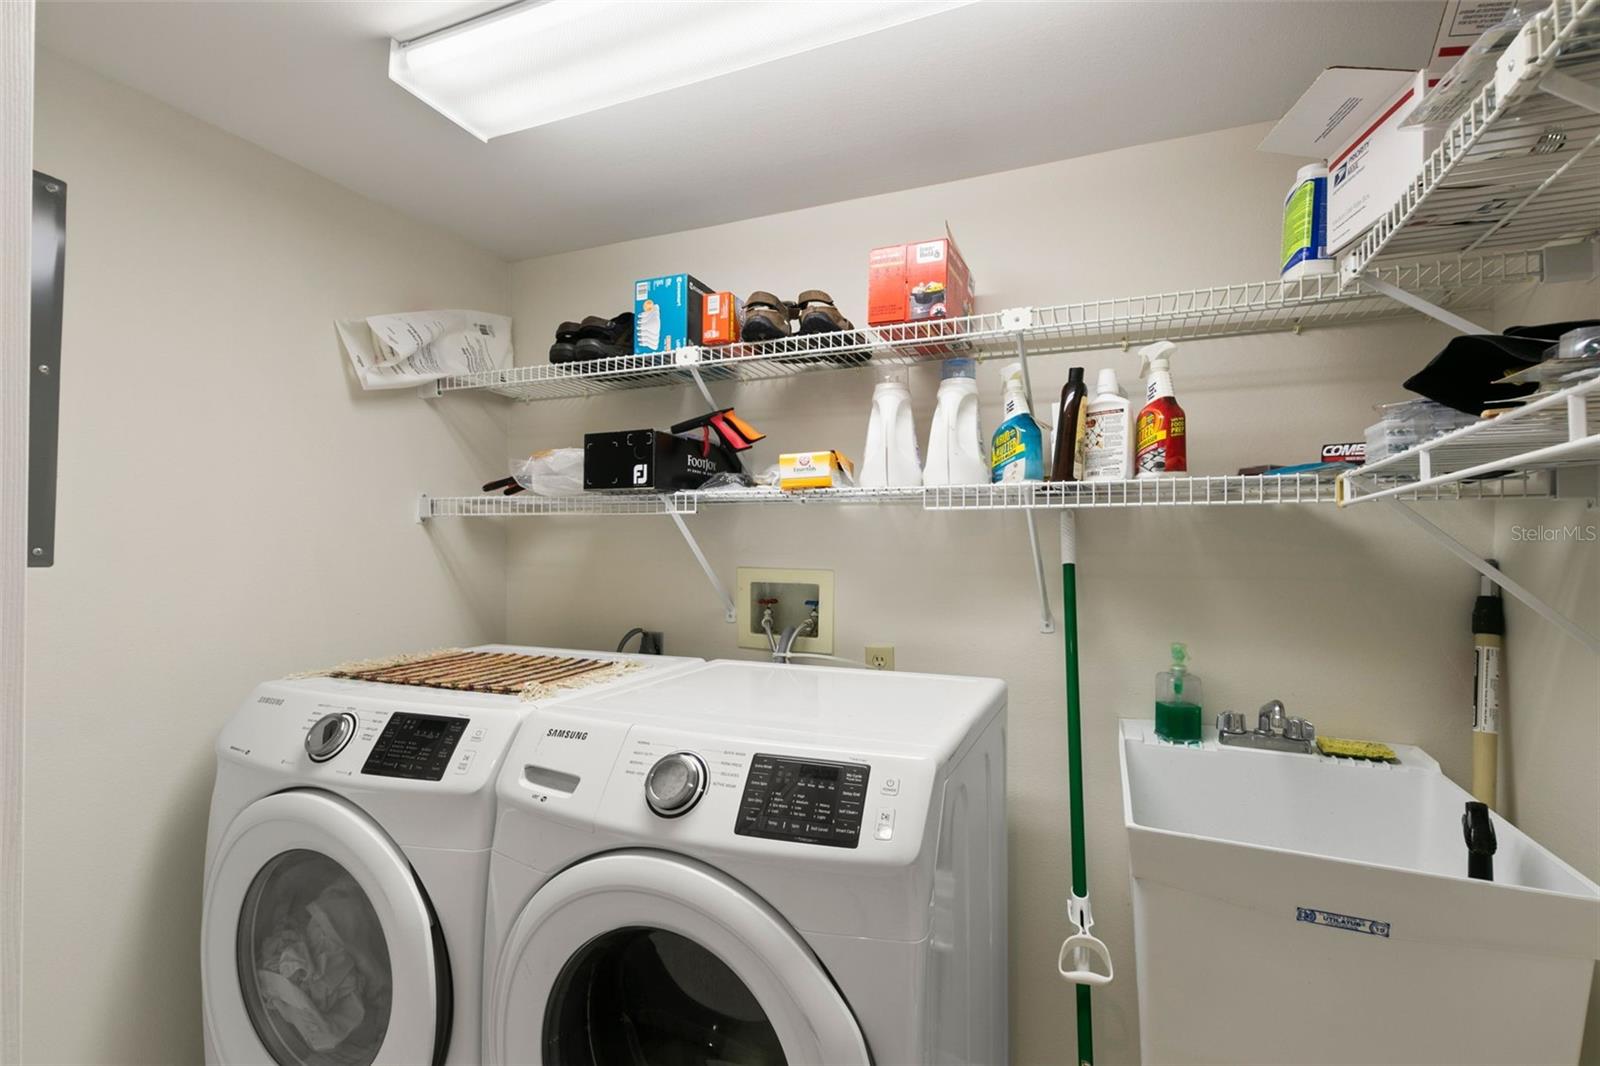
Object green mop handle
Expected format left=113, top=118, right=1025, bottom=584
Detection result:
left=1061, top=512, right=1093, bottom=1066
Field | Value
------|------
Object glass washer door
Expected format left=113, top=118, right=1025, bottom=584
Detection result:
left=202, top=791, right=446, bottom=1066
left=488, top=850, right=870, bottom=1066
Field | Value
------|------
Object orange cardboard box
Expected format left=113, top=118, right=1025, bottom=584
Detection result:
left=867, top=228, right=974, bottom=327
left=701, top=291, right=744, bottom=346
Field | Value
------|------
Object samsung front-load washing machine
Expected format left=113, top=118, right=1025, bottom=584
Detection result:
left=484, top=660, right=1008, bottom=1066
left=200, top=645, right=701, bottom=1066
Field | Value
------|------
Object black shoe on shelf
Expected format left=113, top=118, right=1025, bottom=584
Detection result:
left=575, top=312, right=636, bottom=363
left=551, top=313, right=635, bottom=365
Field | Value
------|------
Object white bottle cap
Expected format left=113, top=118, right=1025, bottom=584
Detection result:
left=1095, top=368, right=1123, bottom=397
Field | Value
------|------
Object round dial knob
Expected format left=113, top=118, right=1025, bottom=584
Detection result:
left=305, top=712, right=357, bottom=763
left=645, top=751, right=707, bottom=818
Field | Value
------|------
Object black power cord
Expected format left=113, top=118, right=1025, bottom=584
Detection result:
left=616, top=628, right=664, bottom=655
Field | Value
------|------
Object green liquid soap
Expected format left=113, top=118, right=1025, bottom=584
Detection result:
left=1154, top=641, right=1203, bottom=744
left=1155, top=699, right=1203, bottom=744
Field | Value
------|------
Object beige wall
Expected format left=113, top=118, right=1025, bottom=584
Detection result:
left=505, top=124, right=1598, bottom=1064
left=23, top=55, right=509, bottom=1065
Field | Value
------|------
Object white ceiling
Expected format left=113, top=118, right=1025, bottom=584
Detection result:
left=38, top=0, right=1446, bottom=262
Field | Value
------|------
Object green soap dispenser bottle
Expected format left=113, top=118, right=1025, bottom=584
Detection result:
left=1155, top=642, right=1203, bottom=743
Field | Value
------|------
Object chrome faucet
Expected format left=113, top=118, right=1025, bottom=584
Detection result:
left=1216, top=699, right=1317, bottom=754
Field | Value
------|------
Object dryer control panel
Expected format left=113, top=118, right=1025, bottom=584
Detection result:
left=734, top=754, right=869, bottom=849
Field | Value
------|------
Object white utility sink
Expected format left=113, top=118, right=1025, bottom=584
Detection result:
left=1120, top=719, right=1600, bottom=1065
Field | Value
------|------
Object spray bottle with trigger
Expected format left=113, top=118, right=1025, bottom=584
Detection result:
left=1135, top=341, right=1187, bottom=478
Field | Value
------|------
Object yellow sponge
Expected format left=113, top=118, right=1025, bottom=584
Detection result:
left=1316, top=736, right=1399, bottom=763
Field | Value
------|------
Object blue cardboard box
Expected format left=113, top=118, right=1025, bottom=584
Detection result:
left=634, top=273, right=713, bottom=354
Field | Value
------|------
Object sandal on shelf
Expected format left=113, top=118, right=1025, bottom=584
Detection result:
left=549, top=319, right=585, bottom=364
left=795, top=290, right=853, bottom=335
left=795, top=290, right=867, bottom=363
left=551, top=314, right=634, bottom=364
left=741, top=292, right=794, bottom=343
left=574, top=312, right=635, bottom=362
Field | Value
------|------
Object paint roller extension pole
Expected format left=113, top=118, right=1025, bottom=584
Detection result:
left=1060, top=510, right=1093, bottom=1066
left=1472, top=563, right=1505, bottom=809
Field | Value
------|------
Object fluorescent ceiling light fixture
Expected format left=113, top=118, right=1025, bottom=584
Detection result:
left=390, top=0, right=976, bottom=141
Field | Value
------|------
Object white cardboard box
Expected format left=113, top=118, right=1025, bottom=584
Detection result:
left=1259, top=68, right=1441, bottom=254
left=1326, top=70, right=1438, bottom=252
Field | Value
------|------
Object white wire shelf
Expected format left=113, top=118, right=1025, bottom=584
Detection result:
left=420, top=472, right=1547, bottom=520
left=429, top=252, right=1541, bottom=403
left=1339, top=374, right=1600, bottom=505
left=1344, top=0, right=1600, bottom=274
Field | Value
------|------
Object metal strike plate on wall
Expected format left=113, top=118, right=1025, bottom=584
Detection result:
left=29, top=172, right=66, bottom=567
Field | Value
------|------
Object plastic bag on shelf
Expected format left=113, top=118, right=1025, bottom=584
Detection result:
left=696, top=472, right=757, bottom=492
left=1365, top=398, right=1482, bottom=461
left=336, top=310, right=512, bottom=390
left=512, top=449, right=585, bottom=496
left=1402, top=5, right=1539, bottom=130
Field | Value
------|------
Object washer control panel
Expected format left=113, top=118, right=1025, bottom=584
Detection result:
left=360, top=711, right=467, bottom=780
left=734, top=753, right=869, bottom=849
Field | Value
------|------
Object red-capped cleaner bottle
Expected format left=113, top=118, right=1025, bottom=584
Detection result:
left=1135, top=340, right=1186, bottom=477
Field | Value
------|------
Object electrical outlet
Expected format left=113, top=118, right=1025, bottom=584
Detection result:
left=735, top=568, right=835, bottom=654
left=865, top=645, right=895, bottom=671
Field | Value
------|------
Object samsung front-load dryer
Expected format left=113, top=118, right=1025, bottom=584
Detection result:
left=484, top=660, right=1008, bottom=1066
left=200, top=645, right=701, bottom=1066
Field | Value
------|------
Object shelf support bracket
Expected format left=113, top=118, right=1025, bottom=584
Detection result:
left=1005, top=311, right=1056, bottom=634
left=675, top=345, right=717, bottom=409
left=1026, top=509, right=1058, bottom=634
left=1361, top=275, right=1491, bottom=336
left=416, top=493, right=431, bottom=524
left=1537, top=70, right=1600, bottom=115
left=1006, top=311, right=1040, bottom=410
left=666, top=504, right=737, bottom=623
left=1387, top=501, right=1599, bottom=655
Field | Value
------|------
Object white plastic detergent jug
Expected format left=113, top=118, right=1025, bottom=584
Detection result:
left=858, top=368, right=923, bottom=488
left=923, top=358, right=987, bottom=486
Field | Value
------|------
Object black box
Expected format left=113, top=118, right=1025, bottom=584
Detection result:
left=583, top=429, right=736, bottom=492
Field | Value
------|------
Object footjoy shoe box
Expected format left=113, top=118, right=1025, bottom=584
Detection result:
left=634, top=273, right=714, bottom=355
left=584, top=428, right=736, bottom=492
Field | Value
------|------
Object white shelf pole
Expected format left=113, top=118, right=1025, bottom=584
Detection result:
left=1026, top=510, right=1058, bottom=634
left=666, top=505, right=737, bottom=623
left=1387, top=501, right=1599, bottom=654
left=1361, top=275, right=1492, bottom=336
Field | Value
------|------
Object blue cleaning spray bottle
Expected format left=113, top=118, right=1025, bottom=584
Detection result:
left=990, top=362, right=1044, bottom=482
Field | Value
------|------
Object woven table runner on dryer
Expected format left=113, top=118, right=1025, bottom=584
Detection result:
left=306, top=648, right=634, bottom=700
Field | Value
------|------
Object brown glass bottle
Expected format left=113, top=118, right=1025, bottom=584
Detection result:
left=1050, top=366, right=1088, bottom=481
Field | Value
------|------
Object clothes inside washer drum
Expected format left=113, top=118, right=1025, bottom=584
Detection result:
left=240, top=851, right=394, bottom=1066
